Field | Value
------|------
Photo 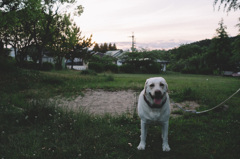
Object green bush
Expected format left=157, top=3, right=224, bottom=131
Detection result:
left=55, top=63, right=62, bottom=70
left=88, top=62, right=104, bottom=73
left=22, top=61, right=38, bottom=70
left=0, top=56, right=17, bottom=72
left=104, top=75, right=114, bottom=81
left=119, top=64, right=136, bottom=73
left=80, top=69, right=97, bottom=75
left=104, top=64, right=118, bottom=73
left=41, top=62, right=53, bottom=71
left=146, top=63, right=162, bottom=74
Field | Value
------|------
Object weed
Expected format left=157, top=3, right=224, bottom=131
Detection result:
left=80, top=69, right=97, bottom=75
left=105, top=75, right=115, bottom=81
left=171, top=87, right=198, bottom=102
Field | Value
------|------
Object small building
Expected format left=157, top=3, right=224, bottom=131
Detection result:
left=105, top=50, right=125, bottom=66
left=65, top=58, right=88, bottom=70
left=105, top=50, right=124, bottom=58
left=156, top=60, right=169, bottom=72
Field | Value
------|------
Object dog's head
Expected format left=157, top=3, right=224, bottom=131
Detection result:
left=144, top=77, right=168, bottom=105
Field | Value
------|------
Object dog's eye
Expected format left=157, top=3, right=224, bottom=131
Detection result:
left=160, top=83, right=164, bottom=87
left=150, top=84, right=155, bottom=88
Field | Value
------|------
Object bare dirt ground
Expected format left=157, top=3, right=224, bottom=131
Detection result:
left=57, top=89, right=200, bottom=117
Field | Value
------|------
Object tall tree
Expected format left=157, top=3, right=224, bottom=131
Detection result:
left=231, top=35, right=240, bottom=71
left=207, top=19, right=231, bottom=73
left=0, top=0, right=84, bottom=68
left=112, top=43, right=117, bottom=50
left=93, top=43, right=100, bottom=52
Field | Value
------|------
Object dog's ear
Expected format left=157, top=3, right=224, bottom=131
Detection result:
left=161, top=79, right=168, bottom=92
left=164, top=81, right=168, bottom=92
left=165, top=82, right=169, bottom=92
left=144, top=79, right=149, bottom=94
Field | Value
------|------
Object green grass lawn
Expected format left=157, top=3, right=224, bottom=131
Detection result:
left=1, top=69, right=240, bottom=159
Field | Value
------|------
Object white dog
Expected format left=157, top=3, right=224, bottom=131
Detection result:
left=137, top=77, right=171, bottom=151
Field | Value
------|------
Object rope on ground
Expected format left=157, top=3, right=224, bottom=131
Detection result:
left=171, top=88, right=240, bottom=114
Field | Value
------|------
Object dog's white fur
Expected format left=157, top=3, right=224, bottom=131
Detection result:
left=137, top=77, right=171, bottom=151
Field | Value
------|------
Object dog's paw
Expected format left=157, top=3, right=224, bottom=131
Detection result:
left=162, top=143, right=170, bottom=152
left=137, top=143, right=146, bottom=150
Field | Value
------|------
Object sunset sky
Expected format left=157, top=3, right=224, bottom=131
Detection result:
left=73, top=0, right=239, bottom=50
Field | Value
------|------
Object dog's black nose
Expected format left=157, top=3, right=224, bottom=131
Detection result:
left=155, top=90, right=162, bottom=97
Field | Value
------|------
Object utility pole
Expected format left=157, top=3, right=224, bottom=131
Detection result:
left=129, top=32, right=136, bottom=52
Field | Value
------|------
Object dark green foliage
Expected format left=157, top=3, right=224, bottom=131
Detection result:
left=41, top=62, right=54, bottom=71
left=105, top=75, right=114, bottom=81
left=80, top=69, right=97, bottom=75
left=55, top=63, right=63, bottom=70
left=22, top=100, right=56, bottom=125
left=22, top=61, right=38, bottom=70
left=119, top=51, right=163, bottom=74
left=88, top=62, right=104, bottom=73
left=93, top=42, right=118, bottom=53
left=104, top=64, right=119, bottom=73
left=41, top=76, right=64, bottom=86
left=0, top=56, right=17, bottom=72
left=119, top=64, right=136, bottom=73
left=168, top=20, right=239, bottom=75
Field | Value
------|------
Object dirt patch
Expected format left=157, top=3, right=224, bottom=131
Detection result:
left=57, top=89, right=200, bottom=116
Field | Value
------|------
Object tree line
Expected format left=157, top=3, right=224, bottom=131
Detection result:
left=93, top=43, right=117, bottom=53
left=0, top=0, right=94, bottom=70
left=112, top=19, right=239, bottom=75
left=167, top=19, right=240, bottom=75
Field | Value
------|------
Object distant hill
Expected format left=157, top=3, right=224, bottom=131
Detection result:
left=185, top=35, right=239, bottom=48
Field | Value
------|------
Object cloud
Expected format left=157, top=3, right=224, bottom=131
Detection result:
left=76, top=0, right=239, bottom=49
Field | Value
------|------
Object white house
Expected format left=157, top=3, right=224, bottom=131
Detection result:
left=105, top=50, right=125, bottom=66
left=65, top=58, right=88, bottom=70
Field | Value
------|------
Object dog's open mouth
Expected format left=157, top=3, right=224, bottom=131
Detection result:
left=154, top=98, right=162, bottom=105
left=149, top=92, right=163, bottom=105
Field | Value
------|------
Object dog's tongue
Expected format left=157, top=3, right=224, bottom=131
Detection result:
left=154, top=98, right=162, bottom=105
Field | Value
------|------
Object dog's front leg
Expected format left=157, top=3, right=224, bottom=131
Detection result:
left=137, top=120, right=148, bottom=150
left=161, top=121, right=170, bottom=151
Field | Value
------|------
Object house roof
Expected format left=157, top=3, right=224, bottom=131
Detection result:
left=156, top=60, right=169, bottom=63
left=105, top=50, right=124, bottom=58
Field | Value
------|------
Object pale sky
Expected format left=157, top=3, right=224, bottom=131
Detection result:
left=73, top=0, right=239, bottom=50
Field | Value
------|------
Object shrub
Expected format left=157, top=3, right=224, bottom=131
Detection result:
left=146, top=63, right=162, bottom=74
left=41, top=62, right=53, bottom=71
left=119, top=64, right=136, bottom=73
left=88, top=62, right=104, bottom=73
left=22, top=61, right=38, bottom=70
left=104, top=64, right=118, bottom=73
left=105, top=75, right=114, bottom=81
left=181, top=67, right=196, bottom=74
left=55, top=63, right=62, bottom=70
left=80, top=69, right=97, bottom=75
left=0, top=56, right=17, bottom=72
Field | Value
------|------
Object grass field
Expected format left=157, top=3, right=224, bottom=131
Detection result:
left=1, top=69, right=240, bottom=159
